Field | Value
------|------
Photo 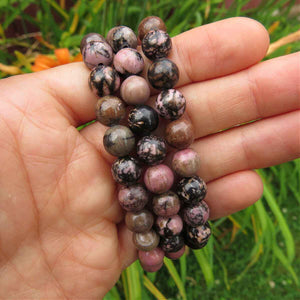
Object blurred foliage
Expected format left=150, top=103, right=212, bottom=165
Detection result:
left=0, top=0, right=299, bottom=299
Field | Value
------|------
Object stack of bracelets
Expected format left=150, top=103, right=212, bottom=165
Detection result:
left=80, top=16, right=211, bottom=272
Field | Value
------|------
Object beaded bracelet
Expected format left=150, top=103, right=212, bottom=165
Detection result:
left=80, top=16, right=211, bottom=272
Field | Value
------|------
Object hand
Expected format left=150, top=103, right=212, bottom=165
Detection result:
left=0, top=17, right=299, bottom=299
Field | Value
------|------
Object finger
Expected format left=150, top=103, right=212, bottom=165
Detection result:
left=181, top=53, right=300, bottom=138
left=35, top=17, right=269, bottom=126
left=205, top=170, right=263, bottom=219
left=194, top=110, right=300, bottom=182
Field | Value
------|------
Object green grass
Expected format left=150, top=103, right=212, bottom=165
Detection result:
left=0, top=0, right=299, bottom=299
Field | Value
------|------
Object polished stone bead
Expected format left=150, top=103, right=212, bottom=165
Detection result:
left=80, top=33, right=105, bottom=53
left=142, top=30, right=172, bottom=60
left=137, top=135, right=166, bottom=165
left=118, top=184, right=149, bottom=212
left=152, top=191, right=180, bottom=217
left=155, top=215, right=183, bottom=237
left=156, top=89, right=186, bottom=120
left=133, top=230, right=160, bottom=251
left=147, top=58, right=179, bottom=90
left=183, top=201, right=209, bottom=227
left=172, top=148, right=200, bottom=177
left=112, top=156, right=142, bottom=185
left=106, top=26, right=137, bottom=53
left=160, top=235, right=184, bottom=253
left=89, top=65, right=120, bottom=97
left=184, top=222, right=211, bottom=249
left=138, top=248, right=165, bottom=272
left=103, top=125, right=135, bottom=157
left=125, top=209, right=154, bottom=233
left=128, top=105, right=159, bottom=135
left=113, top=48, right=144, bottom=76
left=165, top=118, right=194, bottom=149
left=95, top=95, right=126, bottom=126
left=120, top=76, right=150, bottom=105
left=138, top=16, right=167, bottom=42
left=177, top=176, right=207, bottom=205
left=144, top=164, right=174, bottom=194
left=165, top=246, right=185, bottom=260
left=82, top=39, right=113, bottom=69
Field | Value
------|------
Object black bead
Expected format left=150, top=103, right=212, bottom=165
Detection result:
left=128, top=105, right=159, bottom=135
left=183, top=222, right=211, bottom=249
left=160, top=235, right=184, bottom=253
left=177, top=176, right=207, bottom=205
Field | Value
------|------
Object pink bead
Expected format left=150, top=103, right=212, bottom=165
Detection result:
left=156, top=215, right=183, bottom=237
left=144, top=164, right=174, bottom=194
left=141, top=261, right=164, bottom=272
left=139, top=248, right=165, bottom=272
left=172, top=148, right=200, bottom=177
left=165, top=246, right=185, bottom=260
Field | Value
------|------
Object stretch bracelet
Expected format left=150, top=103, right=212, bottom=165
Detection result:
left=80, top=16, right=211, bottom=272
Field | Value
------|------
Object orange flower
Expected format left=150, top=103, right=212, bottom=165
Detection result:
left=31, top=48, right=83, bottom=72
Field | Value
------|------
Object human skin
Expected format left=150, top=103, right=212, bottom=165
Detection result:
left=0, top=18, right=299, bottom=299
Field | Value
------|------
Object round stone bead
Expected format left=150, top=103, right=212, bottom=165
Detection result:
left=106, top=26, right=137, bottom=53
left=183, top=201, right=209, bottom=227
left=118, top=184, right=149, bottom=212
left=125, top=209, right=154, bottom=233
left=137, top=135, right=167, bottom=165
left=138, top=16, right=167, bottom=42
left=82, top=40, right=113, bottom=69
left=160, top=235, right=184, bottom=253
left=155, top=215, right=183, bottom=237
left=120, top=76, right=150, bottom=105
left=89, top=65, right=120, bottom=97
left=113, top=48, right=144, bottom=76
left=142, top=30, right=172, bottom=60
left=147, top=58, right=179, bottom=90
left=172, top=148, right=200, bottom=177
left=152, top=191, right=180, bottom=217
left=133, top=230, right=160, bottom=251
left=156, top=89, right=186, bottom=120
left=128, top=105, right=159, bottom=135
left=103, top=125, right=135, bottom=157
left=144, top=164, right=174, bottom=194
left=80, top=33, right=105, bottom=53
left=95, top=95, right=126, bottom=126
left=165, top=118, right=194, bottom=149
left=138, top=248, right=165, bottom=272
left=184, top=222, right=211, bottom=249
left=165, top=246, right=185, bottom=260
left=177, top=176, right=207, bottom=205
left=112, top=156, right=142, bottom=186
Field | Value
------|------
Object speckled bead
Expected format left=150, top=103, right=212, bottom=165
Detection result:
left=183, top=201, right=209, bottom=227
left=133, top=230, right=160, bottom=251
left=184, top=222, right=211, bottom=249
left=112, top=156, right=142, bottom=185
left=152, top=191, right=180, bottom=217
left=147, top=58, right=179, bottom=90
left=89, top=64, right=120, bottom=97
left=95, top=95, right=126, bottom=126
left=82, top=40, right=113, bottom=69
left=165, top=118, right=194, bottom=149
left=144, top=164, right=174, bottom=194
left=138, top=16, right=167, bottom=42
left=113, top=48, right=144, bottom=76
left=128, top=106, right=159, bottom=135
left=137, top=135, right=166, bottom=165
left=177, top=176, right=207, bottom=205
left=103, top=125, right=135, bottom=157
left=80, top=33, right=105, bottom=53
left=142, top=30, right=172, bottom=60
left=125, top=209, right=154, bottom=233
left=138, top=248, right=165, bottom=272
left=120, top=76, right=150, bottom=105
left=106, top=26, right=137, bottom=53
left=172, top=148, right=200, bottom=177
left=155, top=215, right=183, bottom=237
left=165, top=246, right=185, bottom=260
left=156, top=89, right=186, bottom=120
left=118, top=184, right=149, bottom=212
left=160, top=235, right=184, bottom=253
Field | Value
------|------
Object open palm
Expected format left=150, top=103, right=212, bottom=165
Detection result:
left=0, top=18, right=299, bottom=299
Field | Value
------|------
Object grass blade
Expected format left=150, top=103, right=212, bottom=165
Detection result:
left=143, top=275, right=167, bottom=300
left=125, top=261, right=142, bottom=300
